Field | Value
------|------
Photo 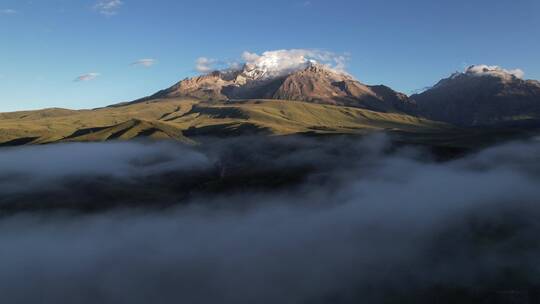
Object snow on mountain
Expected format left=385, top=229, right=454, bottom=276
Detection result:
left=464, top=64, right=525, bottom=79
left=447, top=65, right=525, bottom=81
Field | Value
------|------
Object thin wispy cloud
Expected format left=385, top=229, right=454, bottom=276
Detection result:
left=74, top=73, right=100, bottom=82
left=0, top=9, right=17, bottom=15
left=94, top=0, right=123, bottom=16
left=195, top=57, right=217, bottom=73
left=294, top=1, right=312, bottom=8
left=131, top=58, right=157, bottom=68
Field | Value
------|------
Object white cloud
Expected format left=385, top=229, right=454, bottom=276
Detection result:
left=194, top=49, right=350, bottom=76
left=241, top=51, right=260, bottom=63
left=465, top=64, right=525, bottom=79
left=195, top=57, right=217, bottom=73
left=332, top=55, right=348, bottom=73
left=131, top=59, right=156, bottom=68
left=0, top=9, right=17, bottom=14
left=227, top=61, right=243, bottom=71
left=240, top=49, right=350, bottom=77
left=74, top=73, right=100, bottom=82
left=94, top=0, right=123, bottom=16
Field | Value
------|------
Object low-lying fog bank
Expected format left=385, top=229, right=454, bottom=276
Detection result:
left=1, top=135, right=540, bottom=303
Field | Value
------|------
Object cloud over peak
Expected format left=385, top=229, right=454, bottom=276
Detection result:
left=74, top=73, right=100, bottom=82
left=94, top=0, right=123, bottom=16
left=242, top=49, right=349, bottom=76
left=195, top=57, right=217, bottom=73
left=195, top=49, right=350, bottom=77
left=464, top=64, right=525, bottom=79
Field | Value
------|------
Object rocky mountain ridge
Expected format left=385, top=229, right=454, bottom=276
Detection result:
left=138, top=62, right=416, bottom=113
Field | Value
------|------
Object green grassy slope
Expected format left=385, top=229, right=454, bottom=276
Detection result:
left=0, top=98, right=449, bottom=146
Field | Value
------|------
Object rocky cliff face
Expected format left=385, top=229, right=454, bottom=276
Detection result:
left=412, top=65, right=540, bottom=126
left=271, top=64, right=413, bottom=112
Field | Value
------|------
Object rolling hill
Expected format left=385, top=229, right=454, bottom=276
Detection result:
left=0, top=98, right=445, bottom=146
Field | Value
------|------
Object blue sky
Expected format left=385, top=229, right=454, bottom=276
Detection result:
left=0, top=0, right=539, bottom=111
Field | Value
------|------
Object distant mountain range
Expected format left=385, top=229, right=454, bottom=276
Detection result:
left=1, top=62, right=540, bottom=147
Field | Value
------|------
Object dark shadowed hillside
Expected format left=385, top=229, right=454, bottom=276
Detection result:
left=412, top=65, right=540, bottom=126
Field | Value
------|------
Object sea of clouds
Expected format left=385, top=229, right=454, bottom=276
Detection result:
left=1, top=135, right=540, bottom=303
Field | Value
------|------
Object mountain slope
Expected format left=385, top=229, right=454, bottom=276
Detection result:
left=62, top=119, right=190, bottom=143
left=412, top=65, right=540, bottom=126
left=0, top=99, right=445, bottom=146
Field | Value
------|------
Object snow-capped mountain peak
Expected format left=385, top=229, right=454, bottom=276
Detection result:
left=240, top=58, right=320, bottom=81
left=450, top=64, right=525, bottom=80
